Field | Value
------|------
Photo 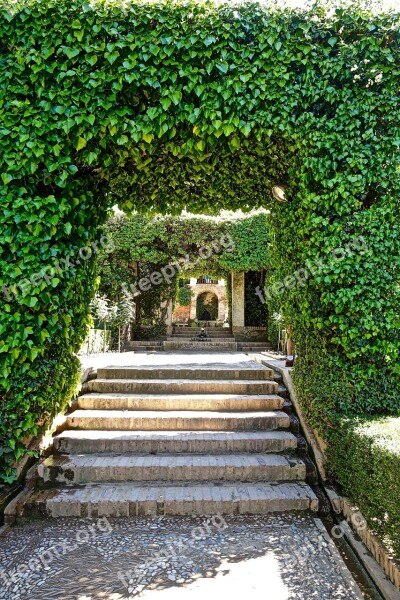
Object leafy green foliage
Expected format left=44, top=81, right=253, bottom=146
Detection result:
left=328, top=417, right=400, bottom=559
left=133, top=323, right=167, bottom=340
left=176, top=280, right=193, bottom=307
left=0, top=0, right=399, bottom=481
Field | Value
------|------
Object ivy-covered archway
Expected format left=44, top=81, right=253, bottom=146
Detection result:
left=1, top=0, right=399, bottom=481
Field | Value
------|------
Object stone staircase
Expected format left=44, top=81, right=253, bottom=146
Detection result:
left=127, top=327, right=272, bottom=352
left=19, top=359, right=319, bottom=518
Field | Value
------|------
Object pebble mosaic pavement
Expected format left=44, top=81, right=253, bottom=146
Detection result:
left=0, top=514, right=365, bottom=600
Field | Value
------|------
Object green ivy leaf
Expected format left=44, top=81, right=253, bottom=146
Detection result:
left=76, top=137, right=87, bottom=151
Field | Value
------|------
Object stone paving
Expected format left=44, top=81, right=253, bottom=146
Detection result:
left=79, top=351, right=269, bottom=371
left=0, top=514, right=365, bottom=600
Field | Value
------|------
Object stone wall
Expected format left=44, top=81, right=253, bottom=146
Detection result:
left=172, top=303, right=191, bottom=323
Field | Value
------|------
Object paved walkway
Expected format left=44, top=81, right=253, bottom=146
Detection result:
left=0, top=515, right=365, bottom=600
left=78, top=351, right=271, bottom=371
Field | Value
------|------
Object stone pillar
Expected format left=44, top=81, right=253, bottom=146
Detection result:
left=190, top=293, right=197, bottom=320
left=162, top=298, right=174, bottom=335
left=231, top=271, right=245, bottom=328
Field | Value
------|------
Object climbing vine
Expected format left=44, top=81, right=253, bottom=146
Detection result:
left=0, top=0, right=399, bottom=481
left=176, top=280, right=193, bottom=307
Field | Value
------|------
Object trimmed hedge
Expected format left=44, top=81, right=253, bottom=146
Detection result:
left=328, top=417, right=400, bottom=560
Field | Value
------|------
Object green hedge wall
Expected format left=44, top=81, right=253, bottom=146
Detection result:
left=1, top=0, right=399, bottom=481
left=328, top=417, right=400, bottom=560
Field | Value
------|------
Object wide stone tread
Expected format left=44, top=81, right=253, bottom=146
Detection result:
left=54, top=430, right=298, bottom=454
left=171, top=333, right=233, bottom=337
left=23, top=482, right=319, bottom=517
left=88, top=378, right=278, bottom=395
left=39, top=453, right=306, bottom=484
left=127, top=341, right=164, bottom=345
left=163, top=336, right=237, bottom=351
left=77, top=393, right=284, bottom=411
left=97, top=367, right=274, bottom=380
left=66, top=409, right=290, bottom=431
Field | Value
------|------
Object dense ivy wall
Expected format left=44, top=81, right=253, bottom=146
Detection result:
left=0, top=0, right=399, bottom=480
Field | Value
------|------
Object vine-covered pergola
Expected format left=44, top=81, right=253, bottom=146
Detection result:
left=94, top=211, right=270, bottom=332
left=0, top=0, right=399, bottom=481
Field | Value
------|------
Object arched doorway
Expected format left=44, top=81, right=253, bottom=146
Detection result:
left=196, top=292, right=218, bottom=321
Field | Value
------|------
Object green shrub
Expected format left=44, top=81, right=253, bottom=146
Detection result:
left=133, top=324, right=166, bottom=340
left=292, top=330, right=400, bottom=437
left=327, top=417, right=400, bottom=560
left=176, top=282, right=192, bottom=307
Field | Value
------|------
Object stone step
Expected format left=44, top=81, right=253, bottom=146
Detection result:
left=128, top=340, right=164, bottom=346
left=88, top=378, right=278, bottom=395
left=66, top=410, right=290, bottom=431
left=54, top=430, right=298, bottom=454
left=96, top=367, right=274, bottom=381
left=22, top=482, right=319, bottom=517
left=163, top=341, right=238, bottom=350
left=127, top=343, right=164, bottom=351
left=170, top=333, right=235, bottom=337
left=171, top=328, right=234, bottom=333
left=39, top=453, right=307, bottom=484
left=165, top=335, right=236, bottom=343
left=172, top=328, right=233, bottom=333
left=77, top=393, right=284, bottom=411
left=238, top=345, right=272, bottom=350
left=134, top=348, right=163, bottom=352
left=238, top=341, right=271, bottom=346
left=239, top=347, right=272, bottom=353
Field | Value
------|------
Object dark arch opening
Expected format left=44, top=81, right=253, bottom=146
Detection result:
left=196, top=292, right=219, bottom=321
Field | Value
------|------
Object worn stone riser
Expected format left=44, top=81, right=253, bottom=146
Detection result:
left=169, top=336, right=235, bottom=340
left=54, top=431, right=298, bottom=455
left=96, top=368, right=274, bottom=381
left=164, top=347, right=237, bottom=353
left=170, top=331, right=235, bottom=335
left=170, top=335, right=235, bottom=339
left=238, top=345, right=272, bottom=349
left=133, top=347, right=165, bottom=352
left=66, top=410, right=291, bottom=431
left=163, top=336, right=237, bottom=350
left=77, top=393, right=284, bottom=412
left=238, top=342, right=271, bottom=346
left=172, top=328, right=233, bottom=333
left=22, top=482, right=319, bottom=518
left=39, top=454, right=306, bottom=484
left=129, top=344, right=163, bottom=348
left=88, top=379, right=278, bottom=395
left=128, top=341, right=164, bottom=345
